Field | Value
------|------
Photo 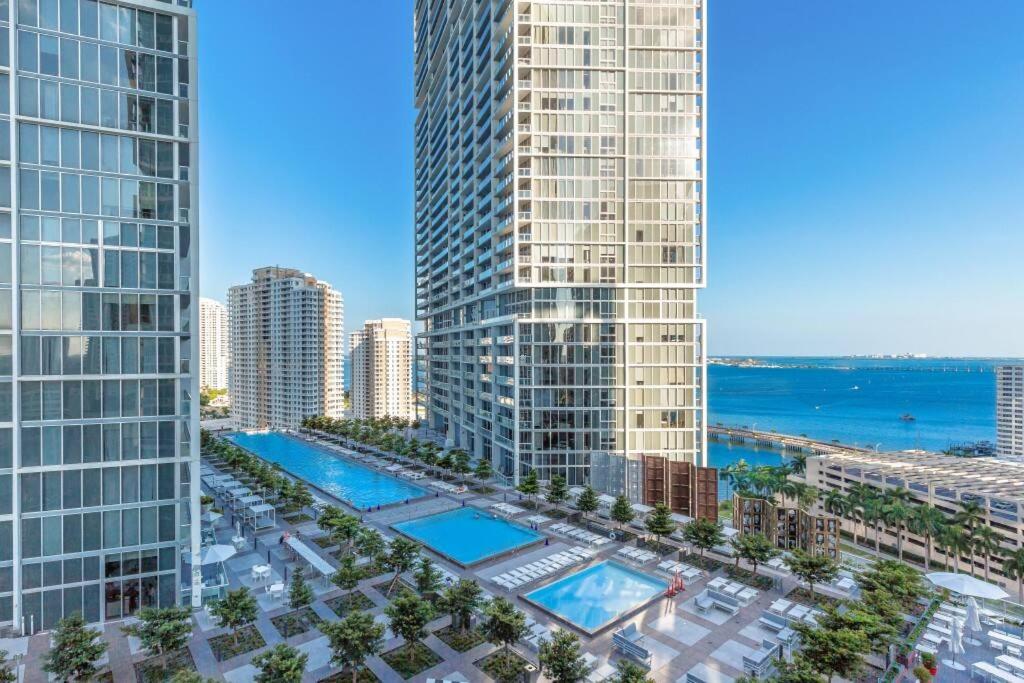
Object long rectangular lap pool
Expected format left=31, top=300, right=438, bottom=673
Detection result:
left=392, top=507, right=543, bottom=567
left=226, top=432, right=425, bottom=509
left=523, top=561, right=668, bottom=635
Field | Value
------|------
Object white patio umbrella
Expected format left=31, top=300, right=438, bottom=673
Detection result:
left=965, top=597, right=983, bottom=643
left=943, top=618, right=966, bottom=671
left=926, top=572, right=1009, bottom=600
left=200, top=510, right=222, bottom=524
left=182, top=544, right=236, bottom=565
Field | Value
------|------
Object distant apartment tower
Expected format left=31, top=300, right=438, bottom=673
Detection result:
left=199, top=298, right=229, bottom=390
left=998, top=366, right=1024, bottom=456
left=413, top=0, right=709, bottom=509
left=0, top=0, right=201, bottom=628
left=228, top=267, right=344, bottom=429
left=351, top=319, right=415, bottom=421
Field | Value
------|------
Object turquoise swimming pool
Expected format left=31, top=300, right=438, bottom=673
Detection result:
left=524, top=561, right=667, bottom=634
left=227, top=432, right=425, bottom=509
left=392, top=507, right=543, bottom=566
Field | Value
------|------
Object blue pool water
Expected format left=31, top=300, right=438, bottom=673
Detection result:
left=524, top=561, right=668, bottom=633
left=392, top=507, right=543, bottom=566
left=227, top=432, right=425, bottom=509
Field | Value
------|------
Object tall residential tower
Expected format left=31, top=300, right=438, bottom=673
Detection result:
left=228, top=267, right=344, bottom=429
left=351, top=318, right=415, bottom=422
left=1, top=0, right=201, bottom=628
left=414, top=1, right=710, bottom=512
left=199, top=297, right=228, bottom=390
left=997, top=365, right=1024, bottom=457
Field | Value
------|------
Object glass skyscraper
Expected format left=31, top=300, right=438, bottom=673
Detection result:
left=0, top=0, right=199, bottom=631
left=414, top=1, right=708, bottom=507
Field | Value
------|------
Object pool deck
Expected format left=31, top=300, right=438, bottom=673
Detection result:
left=10, top=430, right=864, bottom=682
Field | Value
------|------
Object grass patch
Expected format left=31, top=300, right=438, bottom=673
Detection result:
left=278, top=503, right=301, bottom=515
left=544, top=508, right=569, bottom=520
left=725, top=565, right=775, bottom=590
left=313, top=535, right=337, bottom=548
left=271, top=606, right=323, bottom=638
left=434, top=624, right=486, bottom=652
left=373, top=577, right=416, bottom=598
left=476, top=649, right=534, bottom=682
left=471, top=485, right=495, bottom=494
left=786, top=586, right=843, bottom=610
left=325, top=591, right=374, bottom=618
left=133, top=649, right=195, bottom=683
left=639, top=539, right=677, bottom=555
left=319, top=669, right=381, bottom=683
left=680, top=552, right=726, bottom=572
left=284, top=512, right=314, bottom=524
left=381, top=641, right=442, bottom=679
left=208, top=624, right=266, bottom=662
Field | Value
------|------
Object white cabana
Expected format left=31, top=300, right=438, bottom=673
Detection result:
left=183, top=544, right=237, bottom=566
left=632, top=503, right=654, bottom=516
left=285, top=536, right=335, bottom=580
left=235, top=494, right=262, bottom=511
left=926, top=572, right=1009, bottom=600
left=243, top=503, right=276, bottom=530
left=226, top=486, right=253, bottom=503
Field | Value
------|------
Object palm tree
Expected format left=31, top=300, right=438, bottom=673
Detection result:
left=788, top=452, right=808, bottom=475
left=955, top=500, right=986, bottom=576
left=821, top=489, right=848, bottom=519
left=1003, top=549, right=1024, bottom=603
left=907, top=505, right=944, bottom=570
left=847, top=483, right=877, bottom=548
left=862, top=497, right=884, bottom=555
left=938, top=524, right=968, bottom=572
left=973, top=526, right=1004, bottom=581
left=883, top=502, right=911, bottom=561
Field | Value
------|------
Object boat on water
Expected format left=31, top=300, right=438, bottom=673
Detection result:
left=899, top=413, right=916, bottom=422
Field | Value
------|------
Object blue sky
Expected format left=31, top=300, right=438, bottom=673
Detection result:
left=199, top=1, right=1024, bottom=357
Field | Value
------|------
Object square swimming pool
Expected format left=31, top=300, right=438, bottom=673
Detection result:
left=523, top=561, right=667, bottom=635
left=392, top=507, right=543, bottom=566
left=227, top=432, right=426, bottom=509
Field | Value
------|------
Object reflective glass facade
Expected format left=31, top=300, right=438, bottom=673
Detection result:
left=414, top=0, right=706, bottom=495
left=0, top=0, right=199, bottom=630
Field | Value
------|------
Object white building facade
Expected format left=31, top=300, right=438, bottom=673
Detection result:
left=198, top=297, right=228, bottom=390
left=228, top=267, right=344, bottom=429
left=414, top=0, right=707, bottom=502
left=998, top=365, right=1024, bottom=457
left=351, top=318, right=414, bottom=422
left=0, top=0, right=201, bottom=628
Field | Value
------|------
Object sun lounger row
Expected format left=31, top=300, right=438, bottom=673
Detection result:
left=429, top=481, right=467, bottom=494
left=523, top=618, right=555, bottom=651
left=657, top=560, right=703, bottom=581
left=616, top=547, right=658, bottom=564
left=549, top=523, right=612, bottom=546
left=492, top=502, right=526, bottom=516
left=706, top=576, right=759, bottom=605
left=399, top=470, right=427, bottom=480
left=492, top=547, right=596, bottom=590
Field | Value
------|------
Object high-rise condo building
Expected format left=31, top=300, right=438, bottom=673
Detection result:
left=997, top=365, right=1024, bottom=457
left=0, top=0, right=200, bottom=628
left=351, top=318, right=415, bottom=422
left=199, top=297, right=228, bottom=390
left=414, top=1, right=710, bottom=511
left=228, top=267, right=344, bottom=429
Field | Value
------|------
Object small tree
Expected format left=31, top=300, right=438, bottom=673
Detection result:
left=332, top=554, right=364, bottom=596
left=612, top=659, right=655, bottom=683
left=792, top=622, right=870, bottom=683
left=730, top=532, right=780, bottom=575
left=546, top=474, right=569, bottom=511
left=475, top=457, right=493, bottom=484
left=413, top=557, right=443, bottom=597
left=385, top=593, right=435, bottom=666
left=481, top=597, right=527, bottom=653
left=252, top=643, right=308, bottom=683
left=356, top=528, right=386, bottom=560
left=773, top=658, right=825, bottom=683
left=644, top=502, right=677, bottom=546
left=539, top=630, right=590, bottom=683
left=382, top=537, right=421, bottom=596
left=452, top=449, right=472, bottom=480
left=682, top=517, right=725, bottom=559
left=121, top=606, right=193, bottom=668
left=169, top=671, right=219, bottom=683
left=0, top=650, right=18, bottom=683
left=209, top=587, right=258, bottom=644
left=289, top=569, right=314, bottom=609
left=439, top=578, right=483, bottom=632
left=576, top=486, right=599, bottom=521
left=43, top=614, right=109, bottom=682
left=290, top=481, right=315, bottom=510
left=610, top=495, right=635, bottom=530
left=321, top=611, right=385, bottom=683
left=785, top=549, right=840, bottom=596
left=517, top=470, right=541, bottom=504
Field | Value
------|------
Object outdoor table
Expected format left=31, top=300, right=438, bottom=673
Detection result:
left=990, top=631, right=1024, bottom=650
left=251, top=564, right=271, bottom=582
left=996, top=655, right=1024, bottom=676
left=973, top=661, right=1024, bottom=683
left=267, top=582, right=285, bottom=599
left=927, top=623, right=952, bottom=638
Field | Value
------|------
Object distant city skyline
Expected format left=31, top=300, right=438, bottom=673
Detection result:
left=198, top=1, right=1024, bottom=357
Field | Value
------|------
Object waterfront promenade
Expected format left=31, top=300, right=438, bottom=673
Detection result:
left=709, top=425, right=875, bottom=456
